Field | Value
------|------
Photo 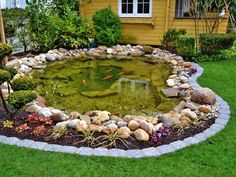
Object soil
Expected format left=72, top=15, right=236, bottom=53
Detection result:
left=0, top=107, right=215, bottom=150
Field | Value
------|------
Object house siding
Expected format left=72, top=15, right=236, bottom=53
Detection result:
left=80, top=0, right=229, bottom=45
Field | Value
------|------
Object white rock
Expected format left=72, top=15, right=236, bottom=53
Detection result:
left=26, top=104, right=42, bottom=113
left=139, top=120, right=154, bottom=135
left=6, top=59, right=21, bottom=69
left=56, top=120, right=70, bottom=128
left=97, top=111, right=110, bottom=122
left=38, top=108, right=52, bottom=117
left=181, top=109, right=197, bottom=120
left=107, top=48, right=113, bottom=54
left=153, top=123, right=164, bottom=132
left=180, top=84, right=191, bottom=89
left=167, top=79, right=176, bottom=87
left=67, top=119, right=81, bottom=128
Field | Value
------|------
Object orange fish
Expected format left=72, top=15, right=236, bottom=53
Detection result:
left=117, top=72, right=125, bottom=76
left=105, top=68, right=113, bottom=73
left=101, top=75, right=113, bottom=80
left=82, top=79, right=87, bottom=85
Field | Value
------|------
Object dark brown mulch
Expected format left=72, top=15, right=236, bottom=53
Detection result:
left=0, top=107, right=215, bottom=150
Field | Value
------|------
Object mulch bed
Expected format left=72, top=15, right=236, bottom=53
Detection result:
left=0, top=107, right=215, bottom=150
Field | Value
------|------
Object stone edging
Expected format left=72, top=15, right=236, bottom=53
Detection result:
left=0, top=63, right=231, bottom=158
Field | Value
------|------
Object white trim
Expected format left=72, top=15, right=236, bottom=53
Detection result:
left=118, top=0, right=152, bottom=18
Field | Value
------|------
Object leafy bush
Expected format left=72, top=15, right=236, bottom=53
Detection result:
left=58, top=8, right=93, bottom=49
left=161, top=29, right=187, bottom=51
left=0, top=44, right=13, bottom=62
left=142, top=46, right=154, bottom=54
left=7, top=90, right=37, bottom=110
left=2, top=8, right=27, bottom=38
left=176, top=35, right=195, bottom=59
left=11, top=77, right=37, bottom=91
left=26, top=0, right=92, bottom=52
left=0, top=69, right=11, bottom=85
left=4, top=67, right=17, bottom=80
left=199, top=33, right=236, bottom=54
left=192, top=50, right=235, bottom=62
left=93, top=7, right=121, bottom=46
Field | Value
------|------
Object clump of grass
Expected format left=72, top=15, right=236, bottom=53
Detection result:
left=45, top=126, right=68, bottom=141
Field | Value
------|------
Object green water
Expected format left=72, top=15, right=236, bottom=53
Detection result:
left=32, top=58, right=179, bottom=115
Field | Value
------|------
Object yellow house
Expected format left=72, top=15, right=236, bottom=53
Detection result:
left=80, top=0, right=229, bottom=45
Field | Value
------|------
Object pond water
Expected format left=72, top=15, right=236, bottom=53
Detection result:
left=32, top=58, right=179, bottom=115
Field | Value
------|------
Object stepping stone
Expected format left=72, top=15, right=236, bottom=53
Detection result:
left=162, top=88, right=179, bottom=97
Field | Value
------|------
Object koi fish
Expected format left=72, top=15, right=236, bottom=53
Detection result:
left=82, top=79, right=87, bottom=85
left=117, top=71, right=125, bottom=76
left=105, top=68, right=113, bottom=73
left=101, top=75, right=113, bottom=80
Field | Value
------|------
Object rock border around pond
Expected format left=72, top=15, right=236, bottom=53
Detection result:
left=0, top=61, right=230, bottom=158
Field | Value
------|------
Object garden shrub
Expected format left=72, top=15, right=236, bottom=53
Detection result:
left=26, top=0, right=92, bottom=52
left=0, top=44, right=13, bottom=62
left=161, top=29, right=187, bottom=52
left=11, top=77, right=37, bottom=91
left=3, top=67, right=17, bottom=80
left=199, top=33, right=236, bottom=54
left=176, top=35, right=195, bottom=59
left=142, top=46, right=154, bottom=54
left=93, top=7, right=121, bottom=46
left=7, top=90, right=37, bottom=110
left=58, top=8, right=93, bottom=49
left=0, top=69, right=11, bottom=85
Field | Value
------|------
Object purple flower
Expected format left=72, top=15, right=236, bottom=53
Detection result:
left=187, top=67, right=197, bottom=76
left=151, top=126, right=172, bottom=143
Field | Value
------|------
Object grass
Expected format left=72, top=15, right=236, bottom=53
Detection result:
left=1, top=58, right=236, bottom=177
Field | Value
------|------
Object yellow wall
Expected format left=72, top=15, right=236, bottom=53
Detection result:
left=80, top=0, right=229, bottom=45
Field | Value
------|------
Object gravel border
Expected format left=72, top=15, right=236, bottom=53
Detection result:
left=0, top=63, right=231, bottom=158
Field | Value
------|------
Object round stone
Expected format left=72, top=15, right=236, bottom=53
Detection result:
left=191, top=88, right=216, bottom=105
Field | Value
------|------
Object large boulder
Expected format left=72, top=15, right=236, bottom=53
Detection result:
left=191, top=88, right=216, bottom=105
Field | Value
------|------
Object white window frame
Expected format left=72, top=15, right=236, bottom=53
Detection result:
left=118, top=0, right=152, bottom=18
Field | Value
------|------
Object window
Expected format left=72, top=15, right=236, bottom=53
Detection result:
left=175, top=0, right=192, bottom=18
left=119, top=0, right=152, bottom=17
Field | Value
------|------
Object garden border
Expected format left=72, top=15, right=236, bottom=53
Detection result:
left=0, top=63, right=231, bottom=158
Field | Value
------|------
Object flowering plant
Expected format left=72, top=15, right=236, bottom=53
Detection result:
left=3, top=120, right=14, bottom=129
left=151, top=126, right=172, bottom=143
left=33, top=125, right=46, bottom=136
left=15, top=124, right=30, bottom=133
left=187, top=67, right=197, bottom=76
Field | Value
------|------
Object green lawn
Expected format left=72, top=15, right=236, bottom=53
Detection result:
left=1, top=59, right=236, bottom=177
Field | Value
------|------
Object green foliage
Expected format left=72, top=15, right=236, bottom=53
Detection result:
left=26, top=0, right=92, bottom=52
left=0, top=69, right=11, bottom=85
left=192, top=50, right=235, bottom=62
left=93, top=7, right=121, bottom=46
left=7, top=90, right=37, bottom=110
left=2, top=8, right=27, bottom=38
left=199, top=33, right=236, bottom=54
left=11, top=77, right=37, bottom=91
left=176, top=35, right=195, bottom=59
left=161, top=29, right=187, bottom=50
left=3, top=67, right=17, bottom=80
left=142, top=46, right=154, bottom=54
left=0, top=44, right=13, bottom=62
left=58, top=8, right=93, bottom=49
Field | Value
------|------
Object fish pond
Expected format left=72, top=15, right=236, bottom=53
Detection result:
left=32, top=58, right=180, bottom=115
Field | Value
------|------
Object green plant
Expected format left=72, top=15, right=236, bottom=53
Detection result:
left=0, top=69, right=11, bottom=85
left=199, top=33, right=236, bottom=54
left=142, top=46, right=154, bottom=54
left=11, top=77, right=37, bottom=91
left=45, top=126, right=68, bottom=141
left=3, top=67, right=17, bottom=80
left=95, top=131, right=129, bottom=148
left=161, top=29, right=187, bottom=51
left=176, top=35, right=195, bottom=59
left=74, top=130, right=97, bottom=146
left=0, top=44, right=13, bottom=67
left=7, top=91, right=37, bottom=110
left=93, top=7, right=121, bottom=46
